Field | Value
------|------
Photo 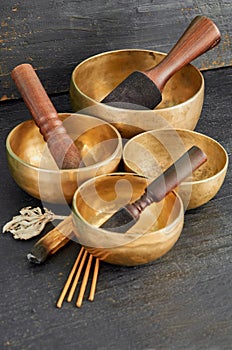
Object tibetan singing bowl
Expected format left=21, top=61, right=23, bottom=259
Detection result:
left=123, top=129, right=228, bottom=209
left=6, top=113, right=122, bottom=204
left=70, top=49, right=204, bottom=138
left=72, top=173, right=184, bottom=266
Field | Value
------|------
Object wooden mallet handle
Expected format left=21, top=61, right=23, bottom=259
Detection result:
left=127, top=146, right=207, bottom=219
left=101, top=146, right=207, bottom=232
left=11, top=64, right=81, bottom=169
left=145, top=15, right=221, bottom=91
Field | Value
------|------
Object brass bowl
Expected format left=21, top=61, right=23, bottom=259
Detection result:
left=6, top=113, right=122, bottom=204
left=123, top=129, right=228, bottom=209
left=72, top=173, right=184, bottom=266
left=70, top=49, right=204, bottom=138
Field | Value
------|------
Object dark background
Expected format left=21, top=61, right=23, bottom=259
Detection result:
left=1, top=0, right=231, bottom=100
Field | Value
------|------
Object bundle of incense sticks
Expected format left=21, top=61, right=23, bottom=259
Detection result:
left=56, top=247, right=100, bottom=308
left=28, top=216, right=100, bottom=307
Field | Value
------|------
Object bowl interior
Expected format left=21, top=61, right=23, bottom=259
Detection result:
left=123, top=129, right=227, bottom=183
left=8, top=113, right=121, bottom=170
left=72, top=173, right=183, bottom=249
left=6, top=113, right=122, bottom=203
left=72, top=50, right=202, bottom=108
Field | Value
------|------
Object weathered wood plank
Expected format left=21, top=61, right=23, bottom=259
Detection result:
left=0, top=67, right=232, bottom=350
left=0, top=0, right=231, bottom=100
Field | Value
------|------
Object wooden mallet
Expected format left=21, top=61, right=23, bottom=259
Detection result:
left=102, top=16, right=220, bottom=109
left=11, top=64, right=81, bottom=169
left=101, top=146, right=207, bottom=233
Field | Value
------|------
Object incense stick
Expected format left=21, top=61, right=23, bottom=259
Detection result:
left=88, top=258, right=100, bottom=302
left=76, top=254, right=93, bottom=308
left=56, top=248, right=100, bottom=308
left=67, top=250, right=88, bottom=302
left=56, top=247, right=84, bottom=308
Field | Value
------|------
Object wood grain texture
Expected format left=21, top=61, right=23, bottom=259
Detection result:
left=0, top=67, right=232, bottom=350
left=0, top=0, right=231, bottom=101
left=145, top=15, right=221, bottom=90
left=11, top=64, right=81, bottom=169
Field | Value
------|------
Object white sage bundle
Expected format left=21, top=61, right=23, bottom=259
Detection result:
left=3, top=206, right=66, bottom=240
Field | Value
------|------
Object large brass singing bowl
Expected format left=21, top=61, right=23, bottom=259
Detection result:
left=123, top=129, right=228, bottom=209
left=6, top=113, right=122, bottom=204
left=72, top=173, right=184, bottom=266
left=70, top=49, right=204, bottom=139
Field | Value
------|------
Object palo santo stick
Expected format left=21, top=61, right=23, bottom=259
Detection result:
left=27, top=215, right=73, bottom=264
left=56, top=247, right=85, bottom=309
left=67, top=250, right=88, bottom=302
left=76, top=254, right=93, bottom=308
left=88, top=258, right=100, bottom=302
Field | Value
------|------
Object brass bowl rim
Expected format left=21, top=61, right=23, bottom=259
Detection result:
left=72, top=172, right=184, bottom=238
left=123, top=128, right=229, bottom=185
left=6, top=113, right=123, bottom=173
left=71, top=48, right=204, bottom=112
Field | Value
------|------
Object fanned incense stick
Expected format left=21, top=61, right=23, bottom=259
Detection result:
left=76, top=254, right=93, bottom=308
left=56, top=248, right=100, bottom=308
left=56, top=247, right=85, bottom=308
left=67, top=250, right=88, bottom=302
left=88, top=258, right=100, bottom=302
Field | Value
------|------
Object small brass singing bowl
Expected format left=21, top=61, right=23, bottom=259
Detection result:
left=70, top=49, right=204, bottom=139
left=123, top=129, right=228, bottom=210
left=6, top=113, right=122, bottom=204
left=72, top=173, right=184, bottom=266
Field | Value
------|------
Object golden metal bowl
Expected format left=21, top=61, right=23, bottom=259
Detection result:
left=72, top=173, right=184, bottom=266
left=123, top=129, right=228, bottom=209
left=6, top=113, right=122, bottom=204
left=70, top=49, right=204, bottom=139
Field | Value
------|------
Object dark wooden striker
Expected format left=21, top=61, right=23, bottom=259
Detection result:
left=101, top=146, right=207, bottom=233
left=102, top=16, right=221, bottom=109
left=11, top=64, right=81, bottom=169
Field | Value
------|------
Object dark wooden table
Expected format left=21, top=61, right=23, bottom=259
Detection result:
left=0, top=67, right=231, bottom=350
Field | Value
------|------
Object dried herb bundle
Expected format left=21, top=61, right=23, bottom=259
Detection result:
left=3, top=206, right=66, bottom=240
